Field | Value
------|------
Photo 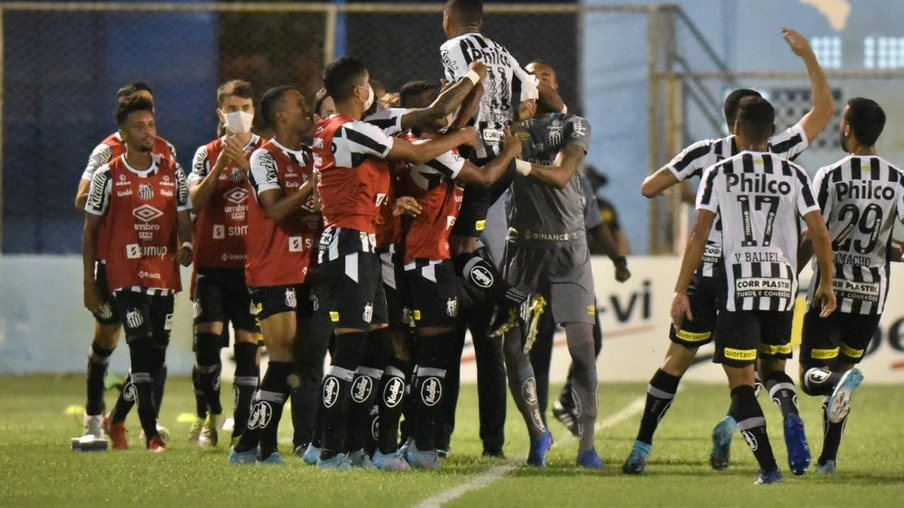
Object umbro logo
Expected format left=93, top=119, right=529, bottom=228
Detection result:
left=223, top=187, right=249, bottom=205
left=132, top=204, right=164, bottom=223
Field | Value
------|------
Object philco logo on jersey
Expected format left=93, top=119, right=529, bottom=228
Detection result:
left=572, top=120, right=588, bottom=138
left=465, top=43, right=511, bottom=68
left=836, top=180, right=896, bottom=201
left=726, top=173, right=791, bottom=195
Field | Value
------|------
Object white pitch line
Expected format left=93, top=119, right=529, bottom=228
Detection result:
left=413, top=395, right=647, bottom=508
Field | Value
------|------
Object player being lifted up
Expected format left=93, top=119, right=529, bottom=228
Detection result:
left=228, top=86, right=319, bottom=465
left=187, top=80, right=264, bottom=447
left=672, top=96, right=836, bottom=484
left=75, top=83, right=178, bottom=447
left=312, top=57, right=480, bottom=469
left=625, top=28, right=836, bottom=475
left=440, top=0, right=553, bottom=342
left=82, top=96, right=194, bottom=452
left=797, top=98, right=904, bottom=475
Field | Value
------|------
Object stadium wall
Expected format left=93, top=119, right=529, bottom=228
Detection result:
left=3, top=255, right=903, bottom=383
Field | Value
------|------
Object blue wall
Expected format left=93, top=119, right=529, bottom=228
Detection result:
left=582, top=0, right=904, bottom=253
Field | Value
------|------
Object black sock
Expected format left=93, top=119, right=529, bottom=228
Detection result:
left=192, top=365, right=208, bottom=419
left=730, top=385, right=777, bottom=472
left=195, top=332, right=223, bottom=415
left=803, top=367, right=843, bottom=397
left=252, top=361, right=292, bottom=460
left=152, top=362, right=168, bottom=417
left=110, top=373, right=135, bottom=423
left=86, top=343, right=114, bottom=416
left=349, top=366, right=382, bottom=454
left=232, top=342, right=260, bottom=439
left=413, top=367, right=446, bottom=451
left=636, top=369, right=681, bottom=445
left=127, top=337, right=159, bottom=444
left=819, top=396, right=849, bottom=464
left=320, top=331, right=368, bottom=460
left=764, top=371, right=799, bottom=419
left=378, top=360, right=408, bottom=454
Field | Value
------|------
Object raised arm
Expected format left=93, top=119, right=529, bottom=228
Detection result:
left=783, top=27, right=836, bottom=144
left=388, top=127, right=480, bottom=165
left=401, top=62, right=487, bottom=131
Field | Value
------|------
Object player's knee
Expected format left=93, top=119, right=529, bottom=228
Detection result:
left=331, top=331, right=368, bottom=371
left=195, top=321, right=224, bottom=336
left=93, top=323, right=121, bottom=348
left=195, top=332, right=222, bottom=367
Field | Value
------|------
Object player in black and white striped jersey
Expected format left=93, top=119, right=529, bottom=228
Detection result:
left=624, top=28, right=836, bottom=475
left=673, top=96, right=836, bottom=484
left=797, top=98, right=904, bottom=475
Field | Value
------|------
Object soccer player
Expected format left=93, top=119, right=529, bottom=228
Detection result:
left=624, top=28, right=836, bottom=474
left=797, top=98, right=904, bottom=474
left=75, top=82, right=178, bottom=447
left=496, top=61, right=623, bottom=467
left=389, top=80, right=521, bottom=469
left=82, top=95, right=194, bottom=452
left=312, top=56, right=479, bottom=469
left=227, top=86, right=318, bottom=465
left=672, top=96, right=836, bottom=484
left=440, top=0, right=551, bottom=340
left=187, top=80, right=264, bottom=447
left=523, top=66, right=630, bottom=438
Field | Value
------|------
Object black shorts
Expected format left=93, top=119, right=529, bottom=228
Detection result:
left=318, top=252, right=388, bottom=330
left=404, top=259, right=461, bottom=330
left=249, top=284, right=312, bottom=322
left=669, top=271, right=721, bottom=348
left=194, top=267, right=259, bottom=333
left=111, top=289, right=175, bottom=344
left=714, top=310, right=793, bottom=368
left=92, top=262, right=121, bottom=326
left=451, top=185, right=490, bottom=238
left=381, top=252, right=414, bottom=333
left=800, top=308, right=881, bottom=367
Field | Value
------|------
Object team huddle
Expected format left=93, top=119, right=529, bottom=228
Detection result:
left=73, top=0, right=903, bottom=483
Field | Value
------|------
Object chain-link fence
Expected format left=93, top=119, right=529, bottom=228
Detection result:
left=2, top=1, right=620, bottom=254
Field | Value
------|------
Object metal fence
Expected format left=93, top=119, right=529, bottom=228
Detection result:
left=6, top=2, right=899, bottom=255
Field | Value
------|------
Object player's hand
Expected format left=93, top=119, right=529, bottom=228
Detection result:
left=392, top=196, right=422, bottom=217
left=469, top=61, right=488, bottom=82
left=83, top=282, right=102, bottom=313
left=223, top=135, right=249, bottom=171
left=670, top=292, right=692, bottom=330
left=815, top=281, right=837, bottom=317
left=503, top=128, right=523, bottom=158
left=517, top=100, right=537, bottom=122
left=782, top=27, right=813, bottom=57
left=459, top=126, right=481, bottom=148
left=176, top=246, right=193, bottom=267
left=614, top=264, right=631, bottom=283
left=891, top=238, right=904, bottom=262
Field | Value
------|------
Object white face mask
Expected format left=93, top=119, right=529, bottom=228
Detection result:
left=221, top=110, right=254, bottom=134
left=362, top=85, right=375, bottom=111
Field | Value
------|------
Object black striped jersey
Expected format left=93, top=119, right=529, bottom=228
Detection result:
left=665, top=124, right=808, bottom=277
left=697, top=151, right=819, bottom=312
left=440, top=32, right=537, bottom=152
left=364, top=108, right=406, bottom=137
left=807, top=155, right=904, bottom=315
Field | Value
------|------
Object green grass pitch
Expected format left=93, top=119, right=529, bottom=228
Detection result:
left=1, top=375, right=902, bottom=507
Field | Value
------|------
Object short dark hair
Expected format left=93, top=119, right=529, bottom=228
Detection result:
left=323, top=57, right=368, bottom=103
left=259, top=86, right=295, bottom=129
left=845, top=97, right=885, bottom=147
left=313, top=88, right=331, bottom=117
left=217, top=79, right=253, bottom=107
left=724, top=88, right=762, bottom=127
left=400, top=81, right=440, bottom=109
left=117, top=82, right=153, bottom=100
left=447, top=0, right=483, bottom=25
left=736, top=96, right=775, bottom=143
left=115, top=95, right=155, bottom=126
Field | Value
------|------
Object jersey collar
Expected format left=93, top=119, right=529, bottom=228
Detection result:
left=120, top=153, right=159, bottom=177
